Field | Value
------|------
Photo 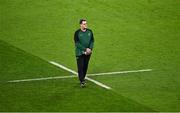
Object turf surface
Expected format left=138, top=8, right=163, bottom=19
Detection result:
left=0, top=0, right=179, bottom=112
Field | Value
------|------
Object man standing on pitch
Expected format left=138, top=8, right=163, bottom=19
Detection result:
left=74, top=19, right=94, bottom=87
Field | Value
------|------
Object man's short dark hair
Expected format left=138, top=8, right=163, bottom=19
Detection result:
left=79, top=19, right=86, bottom=24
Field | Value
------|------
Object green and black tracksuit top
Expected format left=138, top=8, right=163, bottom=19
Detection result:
left=74, top=28, right=94, bottom=57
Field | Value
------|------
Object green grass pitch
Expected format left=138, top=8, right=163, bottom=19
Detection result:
left=0, top=0, right=180, bottom=112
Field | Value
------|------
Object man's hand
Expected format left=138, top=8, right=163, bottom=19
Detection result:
left=85, top=48, right=92, bottom=55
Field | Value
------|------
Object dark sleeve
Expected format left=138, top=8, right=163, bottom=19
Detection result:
left=89, top=30, right=94, bottom=50
left=74, top=30, right=86, bottom=51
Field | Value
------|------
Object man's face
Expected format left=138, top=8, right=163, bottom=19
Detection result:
left=81, top=21, right=87, bottom=30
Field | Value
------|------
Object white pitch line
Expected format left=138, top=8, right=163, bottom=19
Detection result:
left=7, top=68, right=153, bottom=87
left=49, top=61, right=111, bottom=90
left=8, top=75, right=75, bottom=83
left=50, top=61, right=77, bottom=75
left=85, top=77, right=111, bottom=89
left=87, top=69, right=153, bottom=76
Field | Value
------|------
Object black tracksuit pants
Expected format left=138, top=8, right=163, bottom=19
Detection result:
left=76, top=54, right=91, bottom=83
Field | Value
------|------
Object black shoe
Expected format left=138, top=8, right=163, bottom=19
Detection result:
left=82, top=80, right=86, bottom=85
left=80, top=82, right=86, bottom=88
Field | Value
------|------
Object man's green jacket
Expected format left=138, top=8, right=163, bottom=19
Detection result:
left=74, top=28, right=94, bottom=57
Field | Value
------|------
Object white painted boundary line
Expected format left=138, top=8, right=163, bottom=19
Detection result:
left=7, top=61, right=153, bottom=90
left=49, top=61, right=111, bottom=90
left=7, top=68, right=153, bottom=83
left=86, top=77, right=111, bottom=89
left=87, top=69, right=153, bottom=76
left=50, top=61, right=77, bottom=75
left=8, top=75, right=75, bottom=83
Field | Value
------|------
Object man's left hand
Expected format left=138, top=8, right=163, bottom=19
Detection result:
left=85, top=48, right=92, bottom=55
